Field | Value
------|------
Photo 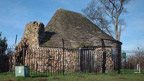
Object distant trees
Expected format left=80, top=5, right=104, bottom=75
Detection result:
left=0, top=32, right=7, bottom=55
left=83, top=0, right=130, bottom=41
left=126, top=47, right=144, bottom=70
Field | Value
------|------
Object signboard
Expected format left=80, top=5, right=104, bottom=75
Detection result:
left=15, top=66, right=29, bottom=77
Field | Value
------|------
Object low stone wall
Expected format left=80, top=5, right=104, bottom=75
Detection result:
left=23, top=48, right=79, bottom=72
left=95, top=48, right=114, bottom=72
left=13, top=47, right=114, bottom=73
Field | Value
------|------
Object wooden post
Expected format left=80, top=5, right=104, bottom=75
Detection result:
left=62, top=38, right=65, bottom=75
left=15, top=35, right=18, bottom=46
left=115, top=42, right=122, bottom=74
left=118, top=42, right=121, bottom=74
left=101, top=39, right=106, bottom=73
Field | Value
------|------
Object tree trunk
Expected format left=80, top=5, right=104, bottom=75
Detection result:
left=115, top=17, right=119, bottom=40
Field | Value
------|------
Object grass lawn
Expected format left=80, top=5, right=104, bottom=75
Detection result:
left=0, top=70, right=144, bottom=81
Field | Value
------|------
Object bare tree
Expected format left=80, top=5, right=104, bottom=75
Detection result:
left=134, top=47, right=144, bottom=69
left=126, top=47, right=144, bottom=70
left=82, top=0, right=112, bottom=36
left=126, top=55, right=135, bottom=69
left=83, top=0, right=130, bottom=40
left=83, top=0, right=130, bottom=74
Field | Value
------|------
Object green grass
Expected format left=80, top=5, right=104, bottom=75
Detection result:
left=0, top=70, right=144, bottom=81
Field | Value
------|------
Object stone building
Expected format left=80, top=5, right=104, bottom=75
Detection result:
left=14, top=9, right=122, bottom=73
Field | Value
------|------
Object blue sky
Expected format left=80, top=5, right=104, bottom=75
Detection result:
left=0, top=0, right=144, bottom=52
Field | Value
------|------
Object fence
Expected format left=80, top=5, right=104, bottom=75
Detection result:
left=0, top=47, right=114, bottom=76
